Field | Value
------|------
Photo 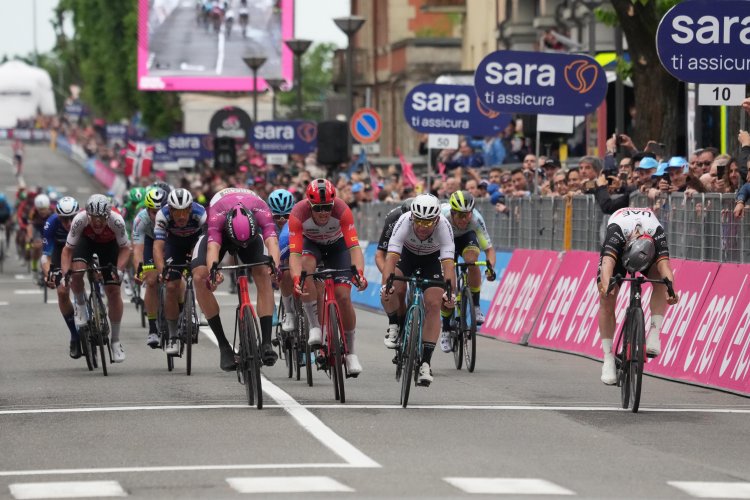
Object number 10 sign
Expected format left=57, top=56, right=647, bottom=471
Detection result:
left=697, top=84, right=746, bottom=106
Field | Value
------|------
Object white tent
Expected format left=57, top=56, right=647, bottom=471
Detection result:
left=0, top=60, right=57, bottom=128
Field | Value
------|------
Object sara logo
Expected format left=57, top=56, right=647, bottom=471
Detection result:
left=297, top=122, right=317, bottom=143
left=564, top=60, right=599, bottom=94
left=476, top=98, right=500, bottom=119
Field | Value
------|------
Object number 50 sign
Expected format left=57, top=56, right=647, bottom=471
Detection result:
left=697, top=84, right=746, bottom=106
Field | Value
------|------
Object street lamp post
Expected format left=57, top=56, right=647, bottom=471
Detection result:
left=333, top=16, right=366, bottom=157
left=242, top=56, right=267, bottom=123
left=264, top=78, right=285, bottom=121
left=284, top=39, right=312, bottom=119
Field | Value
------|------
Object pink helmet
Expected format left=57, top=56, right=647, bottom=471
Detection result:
left=224, top=205, right=258, bottom=248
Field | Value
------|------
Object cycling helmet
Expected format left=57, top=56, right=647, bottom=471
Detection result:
left=0, top=193, right=6, bottom=202
left=34, top=194, right=51, bottom=210
left=86, top=194, right=111, bottom=217
left=46, top=186, right=56, bottom=195
left=56, top=197, right=79, bottom=217
left=48, top=191, right=59, bottom=203
left=267, top=189, right=295, bottom=215
left=449, top=190, right=475, bottom=212
left=623, top=235, right=656, bottom=274
left=151, top=181, right=172, bottom=195
left=400, top=197, right=415, bottom=214
left=224, top=205, right=258, bottom=248
left=410, top=194, right=441, bottom=220
left=129, top=187, right=144, bottom=204
left=167, top=188, right=193, bottom=210
left=144, top=188, right=166, bottom=210
left=306, top=178, right=336, bottom=205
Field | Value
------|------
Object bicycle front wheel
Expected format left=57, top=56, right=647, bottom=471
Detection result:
left=628, top=307, right=646, bottom=413
left=328, top=303, right=345, bottom=403
left=184, top=287, right=196, bottom=376
left=80, top=326, right=94, bottom=371
left=90, top=293, right=108, bottom=377
left=401, top=308, right=420, bottom=408
left=239, top=305, right=262, bottom=409
left=462, top=287, right=477, bottom=373
left=619, top=321, right=631, bottom=410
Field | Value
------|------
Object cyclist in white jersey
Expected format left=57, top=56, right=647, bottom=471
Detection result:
left=381, top=194, right=456, bottom=387
left=597, top=207, right=679, bottom=385
left=438, top=191, right=498, bottom=352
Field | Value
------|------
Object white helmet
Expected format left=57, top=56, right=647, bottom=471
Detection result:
left=410, top=194, right=441, bottom=220
left=86, top=194, right=111, bottom=217
left=167, top=188, right=193, bottom=210
left=56, top=197, right=79, bottom=217
left=34, top=194, right=51, bottom=210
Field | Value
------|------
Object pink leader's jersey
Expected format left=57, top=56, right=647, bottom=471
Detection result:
left=206, top=188, right=276, bottom=246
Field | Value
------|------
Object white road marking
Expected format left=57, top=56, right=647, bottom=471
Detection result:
left=668, top=481, right=750, bottom=498
left=0, top=463, right=356, bottom=477
left=14, top=290, right=42, bottom=295
left=55, top=186, right=68, bottom=193
left=15, top=274, right=30, bottom=279
left=215, top=26, right=225, bottom=75
left=201, top=327, right=379, bottom=468
left=444, top=478, right=575, bottom=495
left=0, top=301, right=8, bottom=306
left=227, top=476, right=354, bottom=494
left=9, top=480, right=127, bottom=498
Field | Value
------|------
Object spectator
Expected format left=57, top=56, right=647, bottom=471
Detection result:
left=472, top=133, right=506, bottom=167
left=476, top=179, right=490, bottom=199
left=566, top=168, right=582, bottom=194
left=695, top=147, right=719, bottom=175
left=465, top=179, right=481, bottom=198
left=509, top=167, right=530, bottom=197
left=549, top=171, right=568, bottom=197
left=635, top=156, right=659, bottom=193
left=444, top=140, right=484, bottom=172
left=443, top=177, right=461, bottom=199
left=522, top=154, right=537, bottom=173
left=578, top=156, right=603, bottom=193
left=664, top=156, right=689, bottom=192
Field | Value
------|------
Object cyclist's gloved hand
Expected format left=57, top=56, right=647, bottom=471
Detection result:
left=485, top=267, right=496, bottom=282
left=293, top=275, right=304, bottom=296
left=117, top=269, right=125, bottom=284
left=380, top=284, right=394, bottom=301
left=442, top=291, right=456, bottom=308
left=354, top=268, right=368, bottom=291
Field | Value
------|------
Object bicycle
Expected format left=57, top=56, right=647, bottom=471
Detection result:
left=299, top=267, right=361, bottom=403
left=447, top=261, right=494, bottom=373
left=129, top=264, right=146, bottom=328
left=386, top=271, right=450, bottom=408
left=274, top=267, right=313, bottom=385
left=607, top=273, right=676, bottom=413
left=163, top=263, right=199, bottom=376
left=212, top=257, right=276, bottom=409
left=67, top=263, right=113, bottom=376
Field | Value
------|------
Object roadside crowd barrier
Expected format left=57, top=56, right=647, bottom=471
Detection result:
left=54, top=135, right=127, bottom=198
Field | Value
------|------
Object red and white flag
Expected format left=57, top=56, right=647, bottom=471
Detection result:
left=124, top=141, right=153, bottom=183
left=397, top=147, right=418, bottom=188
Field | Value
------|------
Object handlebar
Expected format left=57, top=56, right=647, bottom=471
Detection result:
left=606, top=274, right=676, bottom=299
left=299, top=266, right=360, bottom=293
left=161, top=263, right=192, bottom=280
left=385, top=273, right=452, bottom=298
left=210, top=257, right=276, bottom=285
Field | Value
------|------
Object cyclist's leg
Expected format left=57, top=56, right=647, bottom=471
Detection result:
left=142, top=238, right=159, bottom=339
left=163, top=238, right=184, bottom=341
left=300, top=239, right=322, bottom=345
left=31, top=227, right=44, bottom=272
left=70, top=239, right=92, bottom=326
left=597, top=255, right=621, bottom=384
left=461, top=232, right=483, bottom=321
left=100, top=242, right=124, bottom=342
left=241, top=237, right=277, bottom=364
left=645, top=263, right=667, bottom=356
left=51, top=245, right=79, bottom=357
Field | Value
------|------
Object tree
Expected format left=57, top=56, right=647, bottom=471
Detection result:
left=604, top=0, right=682, bottom=153
left=278, top=43, right=336, bottom=121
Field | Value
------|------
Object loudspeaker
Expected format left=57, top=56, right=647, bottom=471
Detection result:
left=213, top=137, right=237, bottom=174
left=317, top=121, right=350, bottom=165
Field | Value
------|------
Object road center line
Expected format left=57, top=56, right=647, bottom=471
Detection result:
left=0, top=463, right=357, bottom=477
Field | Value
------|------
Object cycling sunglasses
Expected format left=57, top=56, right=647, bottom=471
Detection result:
left=272, top=214, right=289, bottom=221
left=413, top=217, right=437, bottom=228
left=451, top=211, right=472, bottom=220
left=310, top=203, right=334, bottom=213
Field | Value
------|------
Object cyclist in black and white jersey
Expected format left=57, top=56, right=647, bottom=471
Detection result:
left=597, top=207, right=679, bottom=385
left=380, top=194, right=456, bottom=387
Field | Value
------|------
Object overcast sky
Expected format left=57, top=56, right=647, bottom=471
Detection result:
left=0, top=0, right=350, bottom=59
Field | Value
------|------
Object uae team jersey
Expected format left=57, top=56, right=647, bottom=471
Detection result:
left=387, top=212, right=455, bottom=261
left=287, top=198, right=359, bottom=253
left=603, top=207, right=669, bottom=262
left=206, top=188, right=276, bottom=245
left=66, top=211, right=129, bottom=247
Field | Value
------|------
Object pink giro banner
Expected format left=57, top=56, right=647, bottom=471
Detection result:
left=481, top=249, right=560, bottom=344
left=702, top=264, right=750, bottom=396
left=93, top=160, right=117, bottom=190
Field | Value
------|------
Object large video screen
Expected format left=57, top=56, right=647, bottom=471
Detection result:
left=138, top=0, right=293, bottom=92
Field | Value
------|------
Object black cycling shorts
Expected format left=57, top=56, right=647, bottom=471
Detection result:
left=72, top=238, right=121, bottom=285
left=301, top=237, right=352, bottom=285
left=191, top=234, right=266, bottom=269
left=454, top=231, right=480, bottom=257
left=396, top=249, right=443, bottom=281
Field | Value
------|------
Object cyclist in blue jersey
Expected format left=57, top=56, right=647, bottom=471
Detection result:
left=132, top=188, right=167, bottom=348
left=267, top=189, right=296, bottom=332
left=437, top=191, right=497, bottom=353
left=41, top=197, right=81, bottom=358
left=153, top=188, right=207, bottom=355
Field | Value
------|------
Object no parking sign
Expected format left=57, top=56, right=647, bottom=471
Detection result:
left=350, top=108, right=382, bottom=144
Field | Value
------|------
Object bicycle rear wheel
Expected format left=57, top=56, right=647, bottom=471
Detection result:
left=462, top=288, right=478, bottom=372
left=453, top=306, right=463, bottom=370
left=328, top=303, right=345, bottom=403
left=297, top=300, right=313, bottom=386
left=401, top=308, right=420, bottom=408
left=79, top=326, right=94, bottom=371
left=619, top=320, right=631, bottom=410
left=240, top=305, right=262, bottom=409
left=184, top=287, right=196, bottom=376
left=628, top=307, right=646, bottom=413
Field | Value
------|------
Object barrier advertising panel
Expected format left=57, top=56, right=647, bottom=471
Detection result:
left=481, top=249, right=560, bottom=344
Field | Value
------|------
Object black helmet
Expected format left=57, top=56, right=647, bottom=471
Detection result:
left=623, top=236, right=656, bottom=274
left=399, top=197, right=415, bottom=214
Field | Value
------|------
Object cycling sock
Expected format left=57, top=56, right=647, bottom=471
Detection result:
left=442, top=316, right=451, bottom=331
left=110, top=322, right=121, bottom=343
left=601, top=338, right=613, bottom=355
left=63, top=312, right=78, bottom=341
left=207, top=314, right=230, bottom=349
left=31, top=259, right=38, bottom=272
left=422, top=342, right=436, bottom=364
left=167, top=319, right=178, bottom=339
left=471, top=286, right=481, bottom=307
left=345, top=330, right=355, bottom=354
left=650, top=314, right=664, bottom=338
left=74, top=290, right=86, bottom=306
left=147, top=318, right=157, bottom=333
left=302, top=300, right=321, bottom=329
left=259, top=315, right=272, bottom=345
left=387, top=312, right=398, bottom=325
left=281, top=294, right=293, bottom=314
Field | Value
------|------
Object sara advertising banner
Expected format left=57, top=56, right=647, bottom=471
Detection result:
left=403, top=83, right=512, bottom=136
left=251, top=121, right=317, bottom=154
left=474, top=50, right=608, bottom=116
left=656, top=0, right=750, bottom=83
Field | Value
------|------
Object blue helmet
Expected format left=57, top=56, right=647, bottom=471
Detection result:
left=267, top=189, right=295, bottom=215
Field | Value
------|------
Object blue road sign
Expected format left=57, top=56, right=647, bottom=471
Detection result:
left=350, top=108, right=382, bottom=144
left=474, top=50, right=608, bottom=116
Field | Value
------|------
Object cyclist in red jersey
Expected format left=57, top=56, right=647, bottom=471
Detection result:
left=288, top=179, right=368, bottom=376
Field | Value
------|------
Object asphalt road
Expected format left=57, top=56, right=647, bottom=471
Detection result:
left=1, top=144, right=749, bottom=499
left=149, top=0, right=283, bottom=79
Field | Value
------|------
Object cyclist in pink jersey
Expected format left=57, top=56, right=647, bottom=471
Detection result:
left=192, top=187, right=281, bottom=371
